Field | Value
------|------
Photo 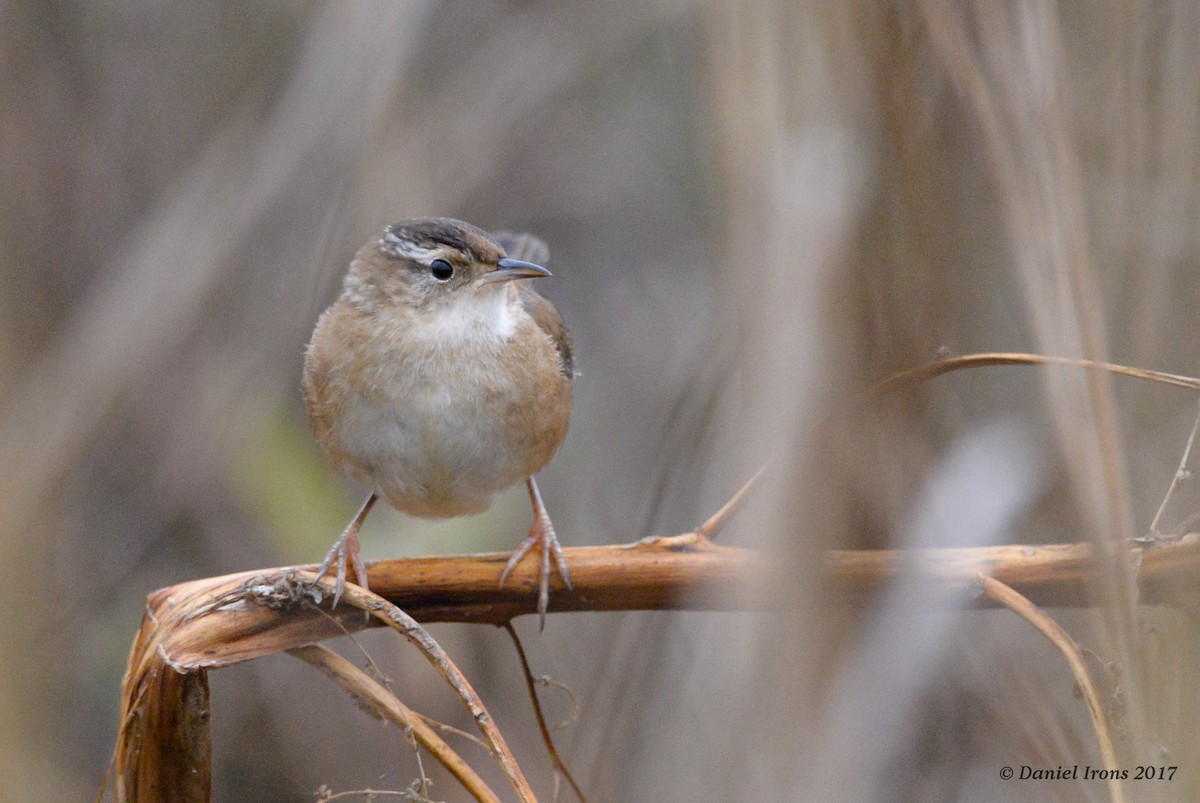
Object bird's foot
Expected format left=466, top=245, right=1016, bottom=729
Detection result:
left=499, top=512, right=572, bottom=629
left=312, top=525, right=369, bottom=607
left=311, top=494, right=376, bottom=607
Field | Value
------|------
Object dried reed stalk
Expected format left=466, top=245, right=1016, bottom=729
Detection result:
left=111, top=532, right=1200, bottom=800
left=980, top=576, right=1125, bottom=803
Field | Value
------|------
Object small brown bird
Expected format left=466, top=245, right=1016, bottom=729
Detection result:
left=302, top=217, right=573, bottom=620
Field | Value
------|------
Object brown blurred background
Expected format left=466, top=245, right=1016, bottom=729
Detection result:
left=3, top=1, right=1200, bottom=801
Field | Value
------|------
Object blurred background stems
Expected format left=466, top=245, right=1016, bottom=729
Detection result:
left=2, top=2, right=1199, bottom=800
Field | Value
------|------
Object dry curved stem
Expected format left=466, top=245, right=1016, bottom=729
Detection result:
left=536, top=677, right=579, bottom=732
left=317, top=785, right=424, bottom=801
left=112, top=523, right=1200, bottom=799
left=879, top=352, right=1200, bottom=394
left=504, top=623, right=587, bottom=803
left=298, top=574, right=537, bottom=803
left=979, top=575, right=1124, bottom=803
left=415, top=713, right=489, bottom=752
left=289, top=643, right=499, bottom=803
left=1148, top=397, right=1200, bottom=537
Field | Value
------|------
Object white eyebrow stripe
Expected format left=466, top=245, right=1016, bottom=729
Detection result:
left=380, top=233, right=445, bottom=262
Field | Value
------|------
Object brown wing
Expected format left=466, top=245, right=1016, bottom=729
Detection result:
left=519, top=283, right=574, bottom=380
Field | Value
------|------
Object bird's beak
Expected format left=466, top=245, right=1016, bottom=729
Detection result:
left=479, top=258, right=552, bottom=284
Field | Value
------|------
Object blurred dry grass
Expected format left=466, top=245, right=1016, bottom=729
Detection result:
left=3, top=1, right=1200, bottom=800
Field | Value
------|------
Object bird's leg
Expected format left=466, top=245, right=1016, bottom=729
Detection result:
left=499, top=476, right=572, bottom=627
left=313, top=492, right=377, bottom=606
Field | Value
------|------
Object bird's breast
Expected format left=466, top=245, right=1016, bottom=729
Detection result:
left=309, top=297, right=571, bottom=518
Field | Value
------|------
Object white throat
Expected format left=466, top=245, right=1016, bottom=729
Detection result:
left=418, top=286, right=518, bottom=344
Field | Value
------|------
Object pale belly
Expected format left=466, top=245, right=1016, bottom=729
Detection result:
left=327, top=348, right=569, bottom=519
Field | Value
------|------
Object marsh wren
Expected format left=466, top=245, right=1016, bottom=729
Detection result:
left=303, top=217, right=574, bottom=621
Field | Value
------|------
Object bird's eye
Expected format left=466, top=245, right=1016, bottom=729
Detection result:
left=429, top=258, right=454, bottom=281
